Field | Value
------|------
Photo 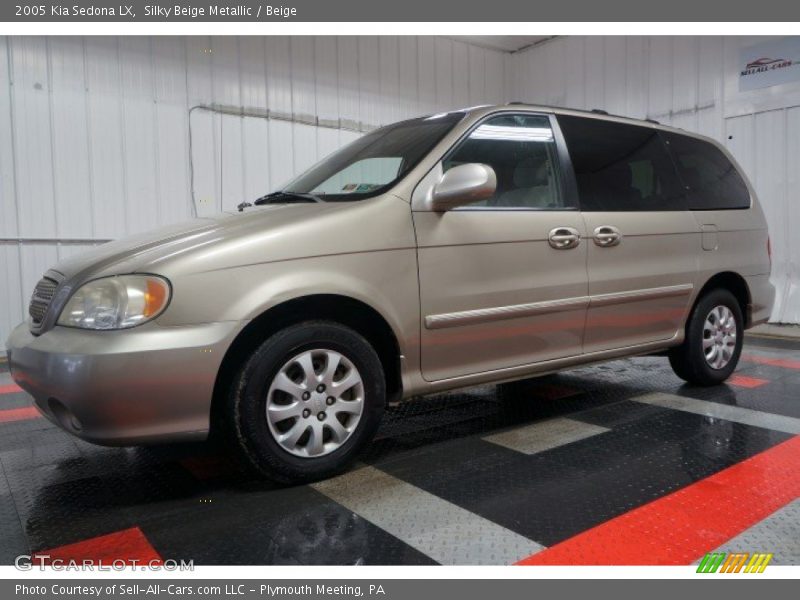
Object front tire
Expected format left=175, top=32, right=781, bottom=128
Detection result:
left=669, top=288, right=743, bottom=386
left=227, top=321, right=385, bottom=483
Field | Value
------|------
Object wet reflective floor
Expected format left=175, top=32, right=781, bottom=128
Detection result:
left=1, top=335, right=799, bottom=565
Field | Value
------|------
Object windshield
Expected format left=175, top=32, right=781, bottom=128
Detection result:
left=277, top=112, right=465, bottom=202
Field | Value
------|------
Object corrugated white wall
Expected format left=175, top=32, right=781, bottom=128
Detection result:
left=4, top=35, right=797, bottom=355
left=507, top=36, right=800, bottom=324
left=0, top=35, right=507, bottom=351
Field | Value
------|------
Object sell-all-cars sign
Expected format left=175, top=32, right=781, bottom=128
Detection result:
left=739, top=37, right=800, bottom=91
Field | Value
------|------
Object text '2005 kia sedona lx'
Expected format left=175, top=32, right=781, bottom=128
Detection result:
left=6, top=105, right=774, bottom=483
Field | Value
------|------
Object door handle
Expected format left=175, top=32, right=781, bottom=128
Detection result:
left=593, top=225, right=622, bottom=247
left=548, top=227, right=581, bottom=250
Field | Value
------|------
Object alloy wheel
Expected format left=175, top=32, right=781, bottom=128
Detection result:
left=702, top=305, right=737, bottom=370
left=265, top=349, right=364, bottom=457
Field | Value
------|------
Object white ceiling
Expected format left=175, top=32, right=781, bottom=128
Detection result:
left=450, top=36, right=554, bottom=53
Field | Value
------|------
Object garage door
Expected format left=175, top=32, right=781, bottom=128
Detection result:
left=725, top=107, right=800, bottom=324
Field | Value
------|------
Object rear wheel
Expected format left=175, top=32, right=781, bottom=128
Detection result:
left=669, top=288, right=743, bottom=386
left=227, top=321, right=385, bottom=483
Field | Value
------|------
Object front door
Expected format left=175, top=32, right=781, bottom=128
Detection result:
left=413, top=113, right=589, bottom=382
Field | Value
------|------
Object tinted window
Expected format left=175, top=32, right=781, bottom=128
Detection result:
left=557, top=115, right=685, bottom=211
left=663, top=133, right=751, bottom=210
left=443, top=114, right=569, bottom=209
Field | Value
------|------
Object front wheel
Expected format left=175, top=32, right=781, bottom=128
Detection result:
left=227, top=321, right=385, bottom=483
left=669, top=288, right=743, bottom=386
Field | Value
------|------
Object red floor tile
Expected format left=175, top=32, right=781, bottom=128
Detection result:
left=0, top=406, right=41, bottom=423
left=34, top=527, right=162, bottom=565
left=0, top=383, right=23, bottom=395
left=516, top=435, right=800, bottom=565
left=742, top=354, right=800, bottom=370
left=727, top=374, right=769, bottom=389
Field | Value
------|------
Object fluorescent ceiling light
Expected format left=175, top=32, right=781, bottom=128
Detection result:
left=472, top=124, right=554, bottom=141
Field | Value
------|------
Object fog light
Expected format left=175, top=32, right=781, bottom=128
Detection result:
left=48, top=398, right=83, bottom=432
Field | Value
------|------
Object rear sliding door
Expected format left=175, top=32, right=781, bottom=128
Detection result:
left=556, top=115, right=700, bottom=353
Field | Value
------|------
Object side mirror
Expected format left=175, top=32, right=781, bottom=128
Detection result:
left=429, top=163, right=497, bottom=211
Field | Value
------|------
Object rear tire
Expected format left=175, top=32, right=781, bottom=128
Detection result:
left=669, top=288, right=743, bottom=386
left=227, top=321, right=385, bottom=483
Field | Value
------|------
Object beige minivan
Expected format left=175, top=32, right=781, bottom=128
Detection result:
left=7, top=104, right=774, bottom=482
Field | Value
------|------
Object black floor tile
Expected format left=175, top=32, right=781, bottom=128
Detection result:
left=7, top=473, right=136, bottom=551
left=0, top=460, right=29, bottom=562
left=678, top=379, right=800, bottom=419
left=0, top=338, right=798, bottom=564
left=141, top=484, right=436, bottom=565
left=375, top=410, right=791, bottom=547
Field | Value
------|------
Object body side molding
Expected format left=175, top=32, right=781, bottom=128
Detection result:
left=424, top=283, right=694, bottom=330
left=588, top=283, right=694, bottom=307
left=425, top=296, right=590, bottom=330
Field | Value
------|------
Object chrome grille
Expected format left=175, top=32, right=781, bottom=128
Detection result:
left=29, top=276, right=58, bottom=325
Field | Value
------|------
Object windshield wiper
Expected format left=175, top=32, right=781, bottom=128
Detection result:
left=252, top=191, right=324, bottom=206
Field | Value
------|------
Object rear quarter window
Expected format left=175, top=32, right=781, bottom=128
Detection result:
left=662, top=133, right=751, bottom=210
left=557, top=115, right=686, bottom=212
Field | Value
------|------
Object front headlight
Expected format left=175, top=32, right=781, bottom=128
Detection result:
left=57, top=275, right=171, bottom=330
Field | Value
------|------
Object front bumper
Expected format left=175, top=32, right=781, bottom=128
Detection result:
left=6, top=320, right=242, bottom=445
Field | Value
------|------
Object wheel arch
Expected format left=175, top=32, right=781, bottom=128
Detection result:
left=210, top=294, right=404, bottom=436
left=693, top=271, right=752, bottom=327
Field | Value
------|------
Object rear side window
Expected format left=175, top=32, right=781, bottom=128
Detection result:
left=557, top=115, right=686, bottom=211
left=662, top=133, right=751, bottom=210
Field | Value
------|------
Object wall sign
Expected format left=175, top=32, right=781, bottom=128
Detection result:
left=739, top=37, right=800, bottom=91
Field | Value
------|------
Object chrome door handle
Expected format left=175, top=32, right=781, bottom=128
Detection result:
left=548, top=227, right=581, bottom=250
left=593, top=225, right=622, bottom=247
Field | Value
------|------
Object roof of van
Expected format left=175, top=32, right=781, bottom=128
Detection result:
left=514, top=102, right=660, bottom=122
left=457, top=102, right=673, bottom=130
left=409, top=103, right=726, bottom=156
left=441, top=102, right=730, bottom=148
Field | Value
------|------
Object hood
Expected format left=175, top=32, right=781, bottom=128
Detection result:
left=52, top=216, right=219, bottom=280
left=51, top=204, right=326, bottom=280
left=50, top=196, right=413, bottom=282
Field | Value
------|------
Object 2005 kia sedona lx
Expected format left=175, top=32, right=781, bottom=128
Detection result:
left=6, top=105, right=774, bottom=482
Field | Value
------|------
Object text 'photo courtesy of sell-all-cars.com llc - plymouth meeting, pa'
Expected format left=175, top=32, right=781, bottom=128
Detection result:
left=6, top=103, right=773, bottom=484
